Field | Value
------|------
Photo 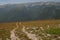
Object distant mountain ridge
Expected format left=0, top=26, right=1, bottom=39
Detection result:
left=0, top=2, right=60, bottom=22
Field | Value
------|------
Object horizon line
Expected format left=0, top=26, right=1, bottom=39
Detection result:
left=0, top=1, right=59, bottom=5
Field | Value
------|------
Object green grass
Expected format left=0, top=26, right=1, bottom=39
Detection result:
left=46, top=28, right=60, bottom=35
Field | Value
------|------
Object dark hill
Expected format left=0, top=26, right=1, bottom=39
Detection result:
left=0, top=2, right=60, bottom=22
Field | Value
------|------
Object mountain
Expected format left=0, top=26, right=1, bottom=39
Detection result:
left=0, top=2, right=60, bottom=22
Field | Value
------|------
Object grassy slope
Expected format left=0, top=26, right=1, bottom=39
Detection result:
left=0, top=20, right=60, bottom=29
left=0, top=20, right=60, bottom=38
left=0, top=20, right=60, bottom=25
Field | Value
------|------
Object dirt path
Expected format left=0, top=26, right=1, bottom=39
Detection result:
left=10, top=23, right=20, bottom=40
left=20, top=23, right=41, bottom=40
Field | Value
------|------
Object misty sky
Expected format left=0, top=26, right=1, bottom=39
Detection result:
left=0, top=0, right=60, bottom=4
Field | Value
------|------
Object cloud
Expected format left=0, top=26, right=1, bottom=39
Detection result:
left=0, top=0, right=60, bottom=4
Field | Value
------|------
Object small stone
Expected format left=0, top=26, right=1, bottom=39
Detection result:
left=47, top=34, right=51, bottom=37
left=40, top=27, right=44, bottom=31
left=58, top=36, right=60, bottom=39
left=26, top=28, right=29, bottom=29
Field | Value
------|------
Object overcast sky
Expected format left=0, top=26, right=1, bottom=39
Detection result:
left=0, top=0, right=60, bottom=4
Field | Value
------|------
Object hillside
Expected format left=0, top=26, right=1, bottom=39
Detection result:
left=0, top=2, right=60, bottom=22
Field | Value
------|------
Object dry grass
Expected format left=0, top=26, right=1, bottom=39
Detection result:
left=0, top=20, right=60, bottom=40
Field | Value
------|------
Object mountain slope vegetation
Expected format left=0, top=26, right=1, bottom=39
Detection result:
left=0, top=2, right=60, bottom=22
